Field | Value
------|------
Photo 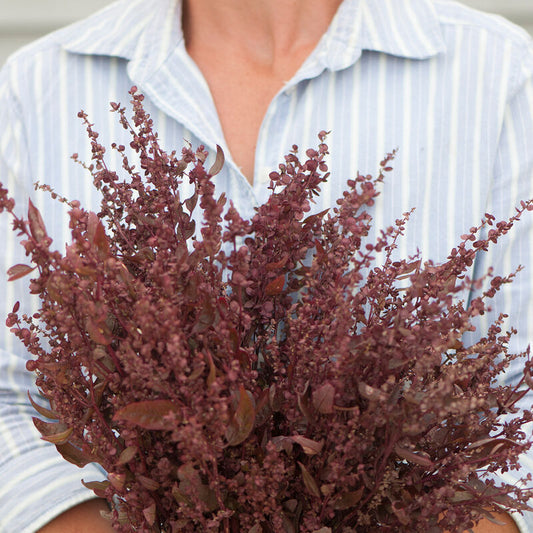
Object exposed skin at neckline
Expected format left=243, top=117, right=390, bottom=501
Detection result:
left=182, top=0, right=343, bottom=183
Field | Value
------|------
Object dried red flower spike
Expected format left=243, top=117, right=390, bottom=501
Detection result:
left=1, top=88, right=532, bottom=532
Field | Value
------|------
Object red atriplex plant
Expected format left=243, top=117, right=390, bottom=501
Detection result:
left=1, top=87, right=533, bottom=532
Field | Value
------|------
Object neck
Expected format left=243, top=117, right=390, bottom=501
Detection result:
left=182, top=0, right=343, bottom=67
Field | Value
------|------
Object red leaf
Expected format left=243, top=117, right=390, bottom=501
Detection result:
left=394, top=445, right=434, bottom=468
left=88, top=212, right=110, bottom=258
left=118, top=445, right=138, bottom=465
left=358, top=381, right=388, bottom=402
left=464, top=476, right=533, bottom=511
left=32, top=417, right=69, bottom=438
left=333, top=487, right=364, bottom=510
left=312, top=383, right=335, bottom=414
left=109, top=472, right=126, bottom=490
left=466, top=437, right=520, bottom=461
left=197, top=484, right=218, bottom=511
left=41, top=427, right=73, bottom=445
left=297, top=382, right=314, bottom=420
left=56, top=442, right=96, bottom=468
left=183, top=219, right=196, bottom=240
left=191, top=301, right=215, bottom=334
left=265, top=275, right=285, bottom=296
left=28, top=199, right=48, bottom=242
left=270, top=436, right=294, bottom=454
left=466, top=437, right=518, bottom=451
left=206, top=352, right=217, bottom=387
left=85, top=318, right=112, bottom=346
left=138, top=474, right=160, bottom=491
left=451, top=491, right=474, bottom=503
left=128, top=246, right=155, bottom=264
left=172, top=485, right=192, bottom=505
left=45, top=274, right=64, bottom=303
left=82, top=479, right=110, bottom=498
left=265, top=254, right=289, bottom=271
left=113, top=399, right=180, bottom=430
left=290, top=435, right=324, bottom=455
left=225, top=385, right=256, bottom=446
left=525, top=370, right=533, bottom=390
left=302, top=209, right=329, bottom=228
left=315, top=240, right=326, bottom=258
left=298, top=461, right=321, bottom=498
left=7, top=264, right=36, bottom=282
left=28, top=392, right=59, bottom=420
left=185, top=192, right=198, bottom=213
left=208, top=145, right=225, bottom=176
left=391, top=501, right=410, bottom=526
left=283, top=517, right=298, bottom=533
left=269, top=383, right=282, bottom=412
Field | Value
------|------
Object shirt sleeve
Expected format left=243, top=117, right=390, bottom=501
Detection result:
left=473, top=37, right=533, bottom=531
left=0, top=60, right=106, bottom=533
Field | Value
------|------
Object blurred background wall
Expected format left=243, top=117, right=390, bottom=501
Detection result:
left=1, top=0, right=533, bottom=67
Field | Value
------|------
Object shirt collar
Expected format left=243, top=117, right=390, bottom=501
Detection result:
left=56, top=0, right=446, bottom=174
left=56, top=0, right=182, bottom=74
left=316, top=0, right=446, bottom=72
left=58, top=0, right=446, bottom=76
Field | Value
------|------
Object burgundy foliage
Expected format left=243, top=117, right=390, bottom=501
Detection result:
left=1, top=88, right=533, bottom=532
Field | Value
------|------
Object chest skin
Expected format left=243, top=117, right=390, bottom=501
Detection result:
left=185, top=44, right=316, bottom=184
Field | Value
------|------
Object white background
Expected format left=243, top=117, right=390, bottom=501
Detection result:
left=0, top=0, right=533, bottom=66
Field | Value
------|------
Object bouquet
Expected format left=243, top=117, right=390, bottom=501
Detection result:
left=1, top=87, right=533, bottom=532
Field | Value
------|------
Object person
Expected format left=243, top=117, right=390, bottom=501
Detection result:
left=1, top=0, right=533, bottom=531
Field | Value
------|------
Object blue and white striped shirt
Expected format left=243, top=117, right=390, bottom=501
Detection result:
left=1, top=0, right=533, bottom=530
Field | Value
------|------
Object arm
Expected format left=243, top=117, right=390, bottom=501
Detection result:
left=33, top=506, right=518, bottom=533
left=469, top=514, right=520, bottom=533
left=463, top=34, right=533, bottom=533
left=0, top=59, right=108, bottom=533
left=37, top=500, right=115, bottom=533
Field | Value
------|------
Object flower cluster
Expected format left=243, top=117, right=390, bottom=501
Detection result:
left=2, top=88, right=533, bottom=532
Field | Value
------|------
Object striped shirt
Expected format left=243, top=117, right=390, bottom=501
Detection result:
left=1, top=0, right=533, bottom=530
